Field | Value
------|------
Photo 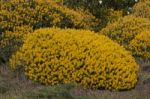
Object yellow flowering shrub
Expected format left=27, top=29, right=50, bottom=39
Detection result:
left=132, top=1, right=150, bottom=20
left=129, top=31, right=150, bottom=59
left=106, top=9, right=123, bottom=23
left=0, top=25, right=33, bottom=61
left=98, top=8, right=123, bottom=30
left=100, top=15, right=150, bottom=49
left=9, top=28, right=139, bottom=90
left=0, top=0, right=98, bottom=33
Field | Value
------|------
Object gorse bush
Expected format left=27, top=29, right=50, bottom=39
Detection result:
left=129, top=31, right=150, bottom=60
left=132, top=1, right=150, bottom=20
left=100, top=15, right=150, bottom=48
left=0, top=25, right=33, bottom=61
left=105, top=9, right=123, bottom=23
left=0, top=0, right=98, bottom=33
left=9, top=28, right=139, bottom=90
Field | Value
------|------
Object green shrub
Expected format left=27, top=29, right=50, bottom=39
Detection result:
left=9, top=28, right=139, bottom=90
left=63, top=0, right=136, bottom=13
left=0, top=0, right=98, bottom=33
left=132, top=1, right=150, bottom=20
left=100, top=15, right=150, bottom=49
left=0, top=25, right=33, bottom=61
left=63, top=0, right=136, bottom=30
left=105, top=9, right=123, bottom=23
left=129, top=31, right=150, bottom=60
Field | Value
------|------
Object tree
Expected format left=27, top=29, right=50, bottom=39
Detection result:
left=63, top=0, right=138, bottom=29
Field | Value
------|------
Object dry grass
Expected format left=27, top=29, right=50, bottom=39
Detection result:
left=0, top=61, right=149, bottom=99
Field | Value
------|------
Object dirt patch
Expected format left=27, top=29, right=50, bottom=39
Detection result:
left=142, top=66, right=150, bottom=72
left=143, top=78, right=150, bottom=85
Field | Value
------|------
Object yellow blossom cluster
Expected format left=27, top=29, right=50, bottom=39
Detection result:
left=129, top=31, right=150, bottom=59
left=9, top=28, right=139, bottom=90
left=0, top=25, right=33, bottom=61
left=0, top=0, right=98, bottom=33
left=132, top=1, right=150, bottom=20
left=100, top=15, right=150, bottom=49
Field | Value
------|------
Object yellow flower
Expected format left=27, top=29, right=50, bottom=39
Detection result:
left=9, top=28, right=139, bottom=90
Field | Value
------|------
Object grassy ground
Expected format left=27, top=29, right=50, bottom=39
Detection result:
left=0, top=61, right=150, bottom=99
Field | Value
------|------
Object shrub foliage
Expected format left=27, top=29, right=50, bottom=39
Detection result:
left=0, top=25, right=33, bottom=61
left=9, top=28, right=139, bottom=90
left=0, top=0, right=98, bottom=33
left=100, top=15, right=150, bottom=48
left=132, top=1, right=150, bottom=20
left=129, top=31, right=150, bottom=60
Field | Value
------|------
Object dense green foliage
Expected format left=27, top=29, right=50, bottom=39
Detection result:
left=63, top=0, right=137, bottom=10
left=63, top=0, right=138, bottom=29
